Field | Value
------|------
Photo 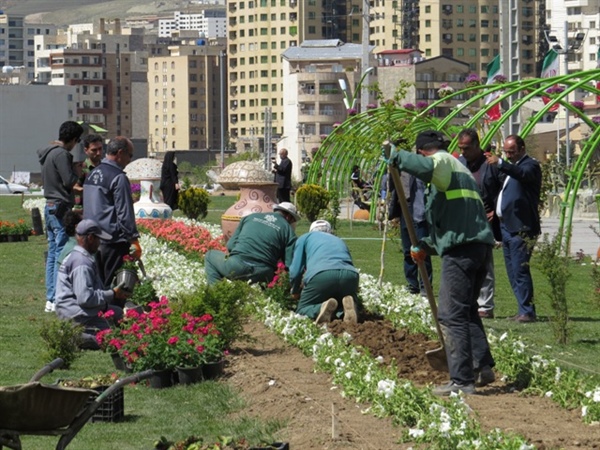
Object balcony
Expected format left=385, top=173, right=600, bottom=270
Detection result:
left=229, top=18, right=237, bottom=27
left=442, top=5, right=453, bottom=14
left=228, top=2, right=237, bottom=12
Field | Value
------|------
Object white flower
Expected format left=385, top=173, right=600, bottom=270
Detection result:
left=499, top=332, right=508, bottom=341
left=545, top=391, right=553, bottom=398
left=408, top=428, right=425, bottom=438
left=582, top=406, right=588, bottom=417
left=376, top=356, right=384, bottom=363
left=377, top=379, right=396, bottom=398
left=345, top=371, right=353, bottom=379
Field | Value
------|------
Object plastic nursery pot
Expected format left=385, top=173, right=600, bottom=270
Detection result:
left=114, top=269, right=139, bottom=293
left=202, top=360, right=225, bottom=380
left=176, top=366, right=204, bottom=385
left=148, top=369, right=174, bottom=389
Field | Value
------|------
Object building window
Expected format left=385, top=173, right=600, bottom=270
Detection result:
left=425, top=49, right=431, bottom=56
left=481, top=34, right=489, bottom=42
left=481, top=20, right=489, bottom=27
left=457, top=48, right=464, bottom=57
left=469, top=48, right=476, bottom=57
left=425, top=20, right=431, bottom=27
left=469, top=34, right=476, bottom=42
left=308, top=26, right=316, bottom=34
left=456, top=19, right=464, bottom=27
left=425, top=5, right=431, bottom=13
left=468, top=5, right=476, bottom=13
left=457, top=33, right=464, bottom=41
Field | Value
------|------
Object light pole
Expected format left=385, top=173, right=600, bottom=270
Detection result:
left=219, top=50, right=226, bottom=169
left=338, top=66, right=374, bottom=112
left=544, top=22, right=586, bottom=168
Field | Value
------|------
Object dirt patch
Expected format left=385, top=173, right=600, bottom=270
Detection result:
left=228, top=318, right=600, bottom=449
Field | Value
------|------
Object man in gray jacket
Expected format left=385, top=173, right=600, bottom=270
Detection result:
left=37, top=121, right=84, bottom=313
left=83, top=136, right=141, bottom=287
left=55, top=219, right=129, bottom=348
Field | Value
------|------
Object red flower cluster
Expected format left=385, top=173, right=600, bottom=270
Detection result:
left=137, top=219, right=226, bottom=258
left=96, top=297, right=225, bottom=370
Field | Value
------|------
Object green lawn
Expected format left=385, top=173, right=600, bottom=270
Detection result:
left=1, top=194, right=599, bottom=448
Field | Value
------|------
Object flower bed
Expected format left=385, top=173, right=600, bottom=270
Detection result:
left=137, top=220, right=600, bottom=445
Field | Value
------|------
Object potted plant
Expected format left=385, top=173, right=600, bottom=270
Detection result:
left=114, top=254, right=140, bottom=293
left=437, top=83, right=455, bottom=100
left=464, top=73, right=482, bottom=88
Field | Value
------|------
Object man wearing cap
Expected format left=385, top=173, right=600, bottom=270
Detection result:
left=55, top=219, right=130, bottom=348
left=384, top=130, right=496, bottom=396
left=204, top=202, right=298, bottom=285
left=289, top=220, right=359, bottom=324
left=83, top=136, right=141, bottom=287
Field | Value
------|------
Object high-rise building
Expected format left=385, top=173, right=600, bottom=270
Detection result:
left=0, top=12, right=56, bottom=81
left=158, top=10, right=227, bottom=38
left=147, top=40, right=227, bottom=156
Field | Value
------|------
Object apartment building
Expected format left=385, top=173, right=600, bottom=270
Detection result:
left=34, top=19, right=150, bottom=140
left=226, top=0, right=356, bottom=153
left=147, top=40, right=226, bottom=156
left=0, top=12, right=56, bottom=81
left=158, top=10, right=227, bottom=38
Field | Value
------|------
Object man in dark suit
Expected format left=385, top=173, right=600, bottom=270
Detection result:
left=486, top=135, right=541, bottom=323
left=272, top=148, right=292, bottom=203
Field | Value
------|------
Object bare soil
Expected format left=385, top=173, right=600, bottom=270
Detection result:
left=227, top=318, right=600, bottom=449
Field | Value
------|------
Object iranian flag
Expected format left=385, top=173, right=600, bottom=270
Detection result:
left=484, top=54, right=502, bottom=121
left=541, top=50, right=560, bottom=111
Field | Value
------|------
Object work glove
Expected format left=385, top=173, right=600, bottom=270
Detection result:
left=130, top=239, right=142, bottom=260
left=410, top=245, right=427, bottom=264
left=381, top=142, right=400, bottom=166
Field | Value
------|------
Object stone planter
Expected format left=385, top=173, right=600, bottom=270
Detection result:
left=221, top=182, right=277, bottom=242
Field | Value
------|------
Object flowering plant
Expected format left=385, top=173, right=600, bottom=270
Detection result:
left=437, top=83, right=455, bottom=99
left=347, top=107, right=358, bottom=116
left=96, top=297, right=227, bottom=370
left=120, top=254, right=138, bottom=272
left=402, top=103, right=415, bottom=111
left=493, top=74, right=507, bottom=84
left=366, top=103, right=377, bottom=110
left=592, top=116, right=600, bottom=125
left=415, top=101, right=429, bottom=111
left=265, top=261, right=294, bottom=310
left=464, top=73, right=481, bottom=88
left=545, top=85, right=565, bottom=95
left=570, top=100, right=585, bottom=112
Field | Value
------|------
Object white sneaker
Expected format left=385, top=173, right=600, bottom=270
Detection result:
left=44, top=301, right=55, bottom=313
left=315, top=298, right=338, bottom=324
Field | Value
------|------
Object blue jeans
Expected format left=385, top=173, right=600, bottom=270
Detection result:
left=45, top=204, right=69, bottom=303
left=437, top=243, right=495, bottom=385
left=400, top=219, right=432, bottom=293
left=500, top=224, right=536, bottom=317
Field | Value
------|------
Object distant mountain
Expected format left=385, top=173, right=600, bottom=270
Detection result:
left=0, top=0, right=191, bottom=26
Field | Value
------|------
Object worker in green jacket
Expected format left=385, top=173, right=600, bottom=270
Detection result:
left=204, top=202, right=298, bottom=285
left=385, top=130, right=496, bottom=396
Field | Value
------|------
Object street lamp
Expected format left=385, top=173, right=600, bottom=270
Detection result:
left=297, top=123, right=307, bottom=162
left=543, top=22, right=587, bottom=168
left=338, top=66, right=374, bottom=112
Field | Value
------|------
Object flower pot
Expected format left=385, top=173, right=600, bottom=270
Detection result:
left=111, top=353, right=132, bottom=373
left=7, top=235, right=19, bottom=242
left=20, top=234, right=28, bottom=241
left=221, top=182, right=277, bottom=242
left=176, top=366, right=204, bottom=385
left=114, top=269, right=139, bottom=293
left=202, top=360, right=225, bottom=380
left=148, top=369, right=174, bottom=389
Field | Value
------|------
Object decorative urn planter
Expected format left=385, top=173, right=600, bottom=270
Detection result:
left=221, top=182, right=277, bottom=242
left=124, top=158, right=172, bottom=219
left=217, top=160, right=273, bottom=190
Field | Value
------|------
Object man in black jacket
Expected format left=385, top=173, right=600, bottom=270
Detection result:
left=272, top=148, right=292, bottom=203
left=457, top=128, right=505, bottom=319
left=486, top=135, right=542, bottom=323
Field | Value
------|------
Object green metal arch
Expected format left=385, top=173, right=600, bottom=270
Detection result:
left=307, top=69, right=600, bottom=254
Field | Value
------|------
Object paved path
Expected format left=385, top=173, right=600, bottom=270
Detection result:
left=340, top=202, right=600, bottom=257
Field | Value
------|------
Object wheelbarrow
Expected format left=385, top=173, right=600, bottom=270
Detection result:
left=0, top=358, right=153, bottom=450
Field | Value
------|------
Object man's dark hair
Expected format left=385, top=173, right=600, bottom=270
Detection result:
left=63, top=209, right=83, bottom=237
left=457, top=128, right=480, bottom=147
left=506, top=134, right=526, bottom=151
left=58, top=121, right=84, bottom=144
left=106, top=136, right=130, bottom=156
left=84, top=134, right=103, bottom=149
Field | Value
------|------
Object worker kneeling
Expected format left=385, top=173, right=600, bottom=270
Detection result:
left=290, top=220, right=360, bottom=324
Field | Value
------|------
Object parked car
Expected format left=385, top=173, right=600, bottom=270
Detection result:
left=0, top=175, right=30, bottom=194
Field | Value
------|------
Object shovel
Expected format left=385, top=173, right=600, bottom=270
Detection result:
left=382, top=141, right=448, bottom=372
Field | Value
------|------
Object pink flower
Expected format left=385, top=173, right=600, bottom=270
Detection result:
left=168, top=336, right=179, bottom=345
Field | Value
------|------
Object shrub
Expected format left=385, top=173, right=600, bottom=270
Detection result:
left=177, top=280, right=254, bottom=348
left=130, top=279, right=158, bottom=307
left=178, top=187, right=211, bottom=220
left=39, top=318, right=84, bottom=369
left=295, top=184, right=330, bottom=222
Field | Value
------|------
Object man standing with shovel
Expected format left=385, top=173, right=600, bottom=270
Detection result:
left=384, top=130, right=496, bottom=396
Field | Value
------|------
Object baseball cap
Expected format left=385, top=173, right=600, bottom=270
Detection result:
left=273, top=202, right=301, bottom=222
left=415, top=130, right=447, bottom=151
left=309, top=220, right=332, bottom=234
left=76, top=219, right=112, bottom=240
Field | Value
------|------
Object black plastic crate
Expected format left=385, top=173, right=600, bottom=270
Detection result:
left=86, top=386, right=124, bottom=423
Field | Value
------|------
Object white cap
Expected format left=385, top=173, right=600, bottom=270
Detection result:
left=273, top=202, right=300, bottom=222
left=309, top=220, right=332, bottom=234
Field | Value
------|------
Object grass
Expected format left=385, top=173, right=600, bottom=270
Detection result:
left=1, top=194, right=600, bottom=448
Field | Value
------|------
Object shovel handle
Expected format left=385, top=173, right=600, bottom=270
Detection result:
left=382, top=142, right=445, bottom=347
